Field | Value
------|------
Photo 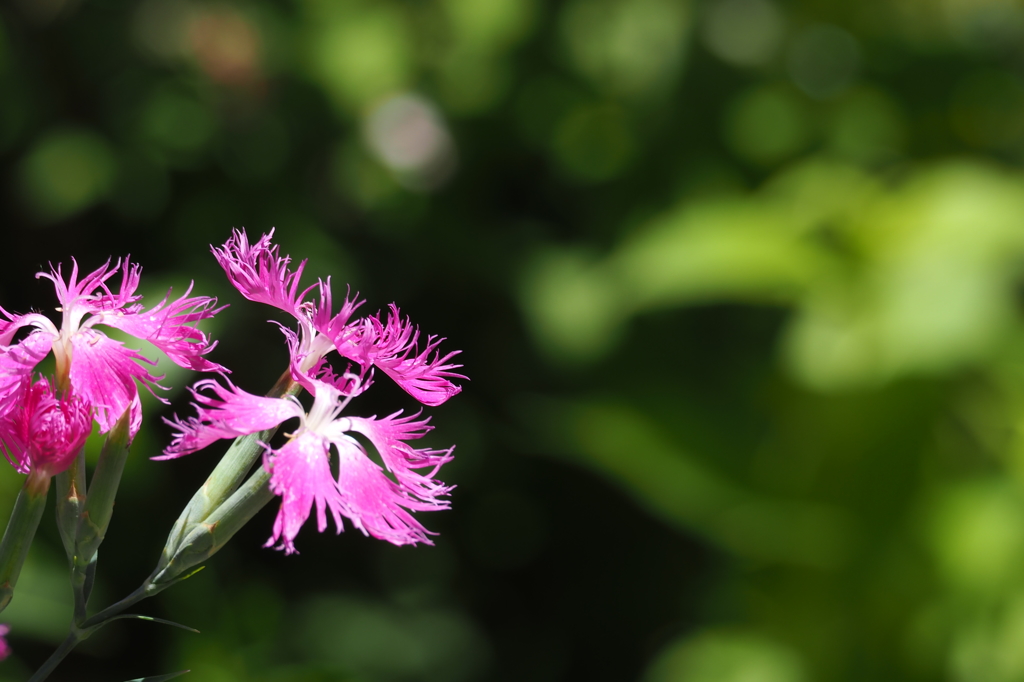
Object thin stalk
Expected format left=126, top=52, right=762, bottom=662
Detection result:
left=27, top=629, right=83, bottom=682
left=32, top=373, right=295, bottom=680
left=69, top=413, right=131, bottom=622
left=31, top=466, right=275, bottom=680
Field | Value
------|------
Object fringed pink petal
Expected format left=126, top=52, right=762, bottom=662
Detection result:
left=161, top=379, right=302, bottom=458
left=309, top=278, right=363, bottom=346
left=0, top=310, right=58, bottom=346
left=37, top=258, right=143, bottom=323
left=91, top=283, right=227, bottom=373
left=345, top=412, right=454, bottom=505
left=264, top=432, right=346, bottom=555
left=69, top=329, right=159, bottom=435
left=335, top=305, right=465, bottom=406
left=327, top=433, right=437, bottom=546
left=0, top=329, right=56, bottom=419
left=212, top=228, right=316, bottom=317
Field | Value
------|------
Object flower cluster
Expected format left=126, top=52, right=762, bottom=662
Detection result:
left=163, top=229, right=464, bottom=553
left=0, top=233, right=463, bottom=675
left=0, top=258, right=224, bottom=476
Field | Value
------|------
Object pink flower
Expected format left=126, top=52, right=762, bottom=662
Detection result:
left=0, top=624, right=11, bottom=661
left=0, top=258, right=224, bottom=436
left=213, top=229, right=464, bottom=406
left=0, top=377, right=91, bottom=478
left=162, top=373, right=453, bottom=553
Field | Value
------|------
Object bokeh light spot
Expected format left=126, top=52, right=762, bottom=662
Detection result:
left=186, top=5, right=262, bottom=87
left=644, top=631, right=807, bottom=682
left=929, top=480, right=1024, bottom=592
left=132, top=0, right=192, bottom=61
left=140, top=83, right=216, bottom=166
left=364, top=93, right=457, bottom=191
left=442, top=0, right=536, bottom=52
left=724, top=84, right=810, bottom=165
left=826, top=87, right=907, bottom=164
left=519, top=247, right=624, bottom=363
left=19, top=129, right=116, bottom=223
left=786, top=24, right=860, bottom=100
left=701, top=0, right=784, bottom=68
left=561, top=0, right=690, bottom=97
left=437, top=53, right=513, bottom=116
left=311, top=9, right=412, bottom=111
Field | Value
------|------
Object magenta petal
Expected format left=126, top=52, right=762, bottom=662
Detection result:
left=329, top=434, right=436, bottom=546
left=264, top=432, right=345, bottom=555
left=309, top=278, right=364, bottom=345
left=0, top=311, right=57, bottom=346
left=335, top=305, right=465, bottom=406
left=0, top=624, right=11, bottom=661
left=93, top=284, right=226, bottom=373
left=346, top=413, right=453, bottom=505
left=0, top=329, right=55, bottom=419
left=69, top=329, right=158, bottom=435
left=38, top=258, right=143, bottom=320
left=212, top=228, right=316, bottom=317
left=161, top=379, right=301, bottom=458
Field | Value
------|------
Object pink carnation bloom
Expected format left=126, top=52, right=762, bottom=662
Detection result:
left=213, top=229, right=464, bottom=406
left=0, top=376, right=91, bottom=478
left=163, top=372, right=453, bottom=553
left=0, top=624, right=10, bottom=661
left=0, top=258, right=224, bottom=436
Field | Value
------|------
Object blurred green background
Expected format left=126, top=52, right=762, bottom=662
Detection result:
left=2, top=0, right=1024, bottom=680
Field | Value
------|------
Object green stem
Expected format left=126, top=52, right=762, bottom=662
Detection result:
left=67, top=411, right=132, bottom=622
left=30, top=469, right=275, bottom=680
left=0, top=472, right=51, bottom=614
left=32, top=375, right=296, bottom=679
left=27, top=629, right=83, bottom=682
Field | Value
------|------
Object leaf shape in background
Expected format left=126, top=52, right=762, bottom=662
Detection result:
left=516, top=395, right=858, bottom=568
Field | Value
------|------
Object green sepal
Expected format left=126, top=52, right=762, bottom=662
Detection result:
left=157, top=372, right=298, bottom=572
left=0, top=472, right=51, bottom=614
left=76, top=410, right=132, bottom=570
left=159, top=431, right=267, bottom=561
left=154, top=466, right=274, bottom=586
left=55, top=448, right=87, bottom=564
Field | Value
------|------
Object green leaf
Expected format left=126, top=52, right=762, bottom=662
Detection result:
left=110, top=613, right=200, bottom=633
